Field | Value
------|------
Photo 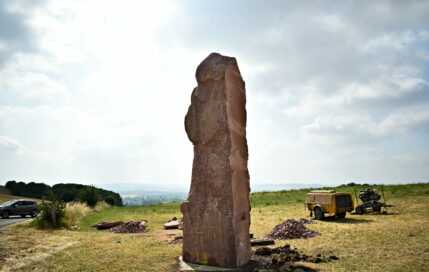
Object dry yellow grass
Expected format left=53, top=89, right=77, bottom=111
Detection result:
left=0, top=187, right=428, bottom=271
left=93, top=201, right=111, bottom=212
left=250, top=195, right=429, bottom=271
left=0, top=224, right=181, bottom=272
left=64, top=202, right=92, bottom=227
left=0, top=224, right=78, bottom=271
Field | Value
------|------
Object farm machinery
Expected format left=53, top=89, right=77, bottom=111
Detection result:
left=354, top=186, right=392, bottom=214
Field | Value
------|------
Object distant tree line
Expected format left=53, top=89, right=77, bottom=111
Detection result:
left=5, top=181, right=122, bottom=206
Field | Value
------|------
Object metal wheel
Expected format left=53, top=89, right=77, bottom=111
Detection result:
left=314, top=207, right=324, bottom=220
left=355, top=206, right=364, bottom=215
left=2, top=211, right=10, bottom=219
left=31, top=210, right=37, bottom=218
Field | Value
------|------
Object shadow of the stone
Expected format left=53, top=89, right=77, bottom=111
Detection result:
left=241, top=259, right=319, bottom=272
left=177, top=256, right=318, bottom=272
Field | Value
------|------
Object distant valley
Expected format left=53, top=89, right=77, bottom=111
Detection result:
left=110, top=183, right=325, bottom=206
left=121, top=192, right=188, bottom=205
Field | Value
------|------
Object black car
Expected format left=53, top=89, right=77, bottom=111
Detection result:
left=0, top=199, right=38, bottom=218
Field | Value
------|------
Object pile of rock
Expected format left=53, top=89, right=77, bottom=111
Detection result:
left=255, top=245, right=304, bottom=262
left=254, top=245, right=339, bottom=266
left=266, top=219, right=320, bottom=240
left=110, top=220, right=148, bottom=233
left=91, top=220, right=148, bottom=233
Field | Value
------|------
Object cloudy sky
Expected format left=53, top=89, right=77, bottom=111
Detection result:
left=1, top=1, right=428, bottom=189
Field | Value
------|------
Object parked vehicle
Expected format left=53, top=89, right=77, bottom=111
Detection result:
left=0, top=199, right=38, bottom=218
left=306, top=190, right=354, bottom=220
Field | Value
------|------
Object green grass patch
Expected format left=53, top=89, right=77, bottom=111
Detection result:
left=250, top=183, right=429, bottom=207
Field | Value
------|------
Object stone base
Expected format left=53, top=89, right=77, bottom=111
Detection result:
left=177, top=256, right=239, bottom=272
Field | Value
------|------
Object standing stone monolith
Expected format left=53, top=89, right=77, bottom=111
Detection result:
left=181, top=53, right=251, bottom=268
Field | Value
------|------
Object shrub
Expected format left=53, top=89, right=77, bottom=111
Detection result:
left=94, top=201, right=110, bottom=212
left=61, top=191, right=76, bottom=202
left=64, top=202, right=91, bottom=227
left=104, top=196, right=115, bottom=206
left=33, top=191, right=67, bottom=229
left=79, top=186, right=99, bottom=207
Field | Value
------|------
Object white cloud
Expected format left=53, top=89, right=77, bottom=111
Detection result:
left=0, top=135, right=32, bottom=155
left=302, top=106, right=429, bottom=142
left=1, top=0, right=429, bottom=185
left=0, top=69, right=68, bottom=99
left=362, top=30, right=429, bottom=52
left=316, top=14, right=349, bottom=34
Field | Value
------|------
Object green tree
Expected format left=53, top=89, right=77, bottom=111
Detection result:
left=104, top=196, right=115, bottom=206
left=79, top=186, right=99, bottom=207
left=33, top=190, right=66, bottom=229
left=61, top=191, right=76, bottom=202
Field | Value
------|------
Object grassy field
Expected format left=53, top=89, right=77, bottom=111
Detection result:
left=0, top=183, right=428, bottom=271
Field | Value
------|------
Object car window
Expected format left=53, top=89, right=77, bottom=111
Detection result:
left=0, top=200, right=17, bottom=207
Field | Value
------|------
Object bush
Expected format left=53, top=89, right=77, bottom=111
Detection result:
left=64, top=202, right=91, bottom=227
left=79, top=186, right=99, bottom=207
left=61, top=191, right=76, bottom=202
left=94, top=201, right=110, bottom=212
left=33, top=191, right=67, bottom=229
left=104, top=196, right=115, bottom=206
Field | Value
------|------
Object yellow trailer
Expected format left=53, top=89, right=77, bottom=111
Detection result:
left=306, top=190, right=354, bottom=220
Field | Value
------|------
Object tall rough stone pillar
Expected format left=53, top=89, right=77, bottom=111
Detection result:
left=181, top=53, right=251, bottom=268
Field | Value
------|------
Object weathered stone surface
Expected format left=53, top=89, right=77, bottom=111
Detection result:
left=164, top=220, right=180, bottom=230
left=181, top=53, right=251, bottom=268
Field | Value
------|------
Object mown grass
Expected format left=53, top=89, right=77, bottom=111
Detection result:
left=0, top=183, right=428, bottom=271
